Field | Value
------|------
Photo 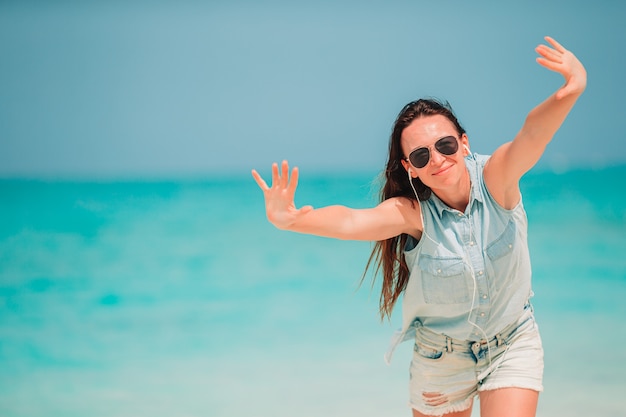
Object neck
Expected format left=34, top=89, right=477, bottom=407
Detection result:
left=432, top=168, right=471, bottom=213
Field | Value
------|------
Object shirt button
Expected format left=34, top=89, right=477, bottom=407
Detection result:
left=482, top=294, right=487, bottom=299
left=458, top=213, right=463, bottom=217
left=480, top=312, right=485, bottom=317
left=469, top=241, right=475, bottom=246
left=437, top=269, right=442, bottom=274
left=508, top=244, right=513, bottom=249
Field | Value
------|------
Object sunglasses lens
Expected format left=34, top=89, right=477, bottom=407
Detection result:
left=435, top=136, right=459, bottom=155
left=407, top=136, right=459, bottom=169
left=409, top=149, right=430, bottom=168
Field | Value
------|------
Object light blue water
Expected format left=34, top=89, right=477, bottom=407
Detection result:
left=1, top=167, right=625, bottom=416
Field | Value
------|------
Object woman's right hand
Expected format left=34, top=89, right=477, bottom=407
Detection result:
left=251, top=160, right=313, bottom=230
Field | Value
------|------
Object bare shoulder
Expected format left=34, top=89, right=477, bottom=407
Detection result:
left=483, top=143, right=522, bottom=209
left=380, top=196, right=423, bottom=239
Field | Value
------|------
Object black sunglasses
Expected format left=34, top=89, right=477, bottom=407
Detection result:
left=406, top=136, right=459, bottom=169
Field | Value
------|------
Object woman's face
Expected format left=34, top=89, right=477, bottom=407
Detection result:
left=400, top=114, right=469, bottom=191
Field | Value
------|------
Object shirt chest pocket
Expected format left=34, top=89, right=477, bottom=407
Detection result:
left=485, top=220, right=517, bottom=289
left=417, top=255, right=470, bottom=304
left=485, top=220, right=516, bottom=260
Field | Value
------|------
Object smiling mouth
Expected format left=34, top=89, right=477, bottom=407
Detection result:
left=432, top=165, right=453, bottom=175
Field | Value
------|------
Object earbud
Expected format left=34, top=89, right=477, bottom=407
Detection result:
left=407, top=168, right=419, bottom=201
left=463, top=144, right=470, bottom=155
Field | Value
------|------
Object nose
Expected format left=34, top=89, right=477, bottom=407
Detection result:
left=429, top=147, right=446, bottom=165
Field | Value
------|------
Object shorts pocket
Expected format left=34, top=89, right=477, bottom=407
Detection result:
left=414, top=343, right=445, bottom=361
left=418, top=255, right=469, bottom=304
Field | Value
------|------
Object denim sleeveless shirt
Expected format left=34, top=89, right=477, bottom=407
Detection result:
left=385, top=153, right=533, bottom=364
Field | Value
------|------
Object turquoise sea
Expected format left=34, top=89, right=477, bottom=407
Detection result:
left=1, top=166, right=625, bottom=417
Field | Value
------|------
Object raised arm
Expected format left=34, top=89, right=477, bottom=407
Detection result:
left=252, top=160, right=421, bottom=240
left=485, top=36, right=587, bottom=208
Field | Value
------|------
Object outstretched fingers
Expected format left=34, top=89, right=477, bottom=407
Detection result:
left=535, top=36, right=586, bottom=99
left=535, top=36, right=567, bottom=67
left=287, top=165, right=300, bottom=195
left=535, top=44, right=563, bottom=72
left=536, top=45, right=561, bottom=63
left=252, top=160, right=300, bottom=194
left=251, top=169, right=270, bottom=191
left=251, top=160, right=312, bottom=229
left=544, top=36, right=566, bottom=53
left=272, top=162, right=280, bottom=189
left=280, top=160, right=290, bottom=189
left=535, top=56, right=561, bottom=73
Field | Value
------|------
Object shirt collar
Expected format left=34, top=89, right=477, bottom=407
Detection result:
left=429, top=154, right=484, bottom=218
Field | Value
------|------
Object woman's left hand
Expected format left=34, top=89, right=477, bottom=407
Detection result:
left=535, top=36, right=587, bottom=100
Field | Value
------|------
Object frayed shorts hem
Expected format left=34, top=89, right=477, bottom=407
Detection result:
left=408, top=384, right=542, bottom=416
left=409, top=397, right=473, bottom=416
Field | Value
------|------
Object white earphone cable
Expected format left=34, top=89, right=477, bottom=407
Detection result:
left=408, top=168, right=492, bottom=365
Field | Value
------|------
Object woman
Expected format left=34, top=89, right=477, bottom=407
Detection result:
left=252, top=36, right=586, bottom=417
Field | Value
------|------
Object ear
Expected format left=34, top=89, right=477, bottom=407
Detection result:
left=460, top=134, right=470, bottom=156
left=401, top=158, right=414, bottom=178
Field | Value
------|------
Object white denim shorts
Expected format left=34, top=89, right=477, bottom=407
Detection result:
left=408, top=308, right=544, bottom=416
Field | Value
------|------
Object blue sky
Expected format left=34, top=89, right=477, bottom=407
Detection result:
left=1, top=1, right=625, bottom=178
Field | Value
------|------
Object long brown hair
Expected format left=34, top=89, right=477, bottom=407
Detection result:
left=364, top=98, right=466, bottom=320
